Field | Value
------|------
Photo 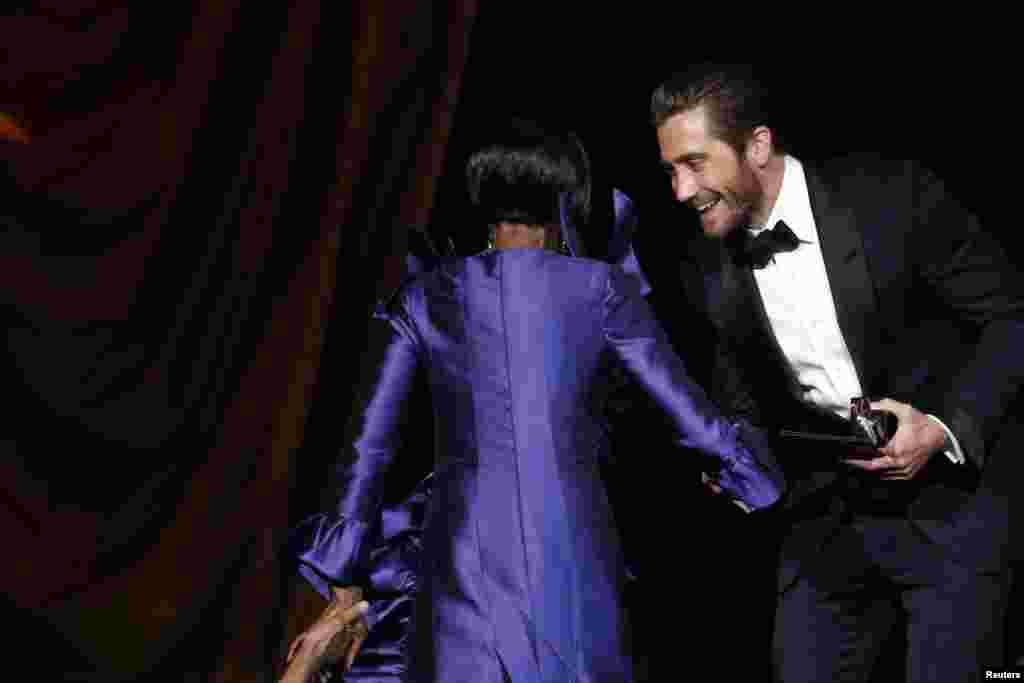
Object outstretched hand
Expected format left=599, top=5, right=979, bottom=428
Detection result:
left=282, top=589, right=370, bottom=683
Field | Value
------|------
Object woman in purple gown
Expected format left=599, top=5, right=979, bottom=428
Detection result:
left=288, top=122, right=784, bottom=683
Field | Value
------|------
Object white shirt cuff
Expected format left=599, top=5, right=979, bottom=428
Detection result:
left=925, top=414, right=966, bottom=465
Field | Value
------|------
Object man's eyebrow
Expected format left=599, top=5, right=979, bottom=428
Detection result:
left=679, top=152, right=707, bottom=164
left=663, top=152, right=707, bottom=166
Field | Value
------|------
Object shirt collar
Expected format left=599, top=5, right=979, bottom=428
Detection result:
left=749, top=155, right=816, bottom=244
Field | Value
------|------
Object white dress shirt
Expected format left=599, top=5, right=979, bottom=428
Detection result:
left=749, top=156, right=964, bottom=464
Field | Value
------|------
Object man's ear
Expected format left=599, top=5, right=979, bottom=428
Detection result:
left=745, top=125, right=774, bottom=168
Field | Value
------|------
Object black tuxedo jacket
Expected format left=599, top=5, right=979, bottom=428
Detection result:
left=699, top=154, right=1024, bottom=586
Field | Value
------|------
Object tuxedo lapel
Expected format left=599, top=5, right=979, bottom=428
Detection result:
left=804, top=163, right=878, bottom=393
left=716, top=242, right=803, bottom=399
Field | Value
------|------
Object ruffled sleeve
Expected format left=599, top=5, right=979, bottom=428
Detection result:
left=292, top=514, right=375, bottom=597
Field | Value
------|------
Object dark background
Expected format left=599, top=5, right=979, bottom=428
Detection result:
left=437, top=8, right=1015, bottom=264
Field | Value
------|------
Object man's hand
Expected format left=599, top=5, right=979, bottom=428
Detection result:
left=329, top=586, right=363, bottom=613
left=842, top=398, right=946, bottom=480
left=283, top=588, right=370, bottom=682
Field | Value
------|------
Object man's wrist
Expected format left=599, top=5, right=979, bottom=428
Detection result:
left=925, top=413, right=965, bottom=464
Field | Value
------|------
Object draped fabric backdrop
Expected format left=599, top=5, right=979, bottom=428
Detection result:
left=0, top=2, right=476, bottom=680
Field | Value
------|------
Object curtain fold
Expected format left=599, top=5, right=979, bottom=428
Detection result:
left=0, top=2, right=476, bottom=679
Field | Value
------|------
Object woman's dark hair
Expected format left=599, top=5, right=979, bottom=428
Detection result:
left=465, top=119, right=590, bottom=230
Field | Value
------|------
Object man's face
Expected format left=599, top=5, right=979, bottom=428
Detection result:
left=657, top=105, right=763, bottom=239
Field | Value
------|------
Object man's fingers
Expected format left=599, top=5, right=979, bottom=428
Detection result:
left=344, top=628, right=369, bottom=671
left=843, top=452, right=909, bottom=472
left=843, top=455, right=889, bottom=470
left=287, top=600, right=369, bottom=670
left=869, top=397, right=895, bottom=411
left=286, top=634, right=304, bottom=663
left=870, top=398, right=919, bottom=430
left=881, top=466, right=914, bottom=480
left=845, top=449, right=920, bottom=479
left=339, top=600, right=369, bottom=623
left=869, top=397, right=906, bottom=416
left=340, top=602, right=370, bottom=671
left=331, top=586, right=363, bottom=610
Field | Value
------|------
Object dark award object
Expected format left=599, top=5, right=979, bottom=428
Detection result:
left=777, top=397, right=898, bottom=458
left=849, top=397, right=898, bottom=448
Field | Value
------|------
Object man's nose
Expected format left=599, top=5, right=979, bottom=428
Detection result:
left=672, top=169, right=698, bottom=204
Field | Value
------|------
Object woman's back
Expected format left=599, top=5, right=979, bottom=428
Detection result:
left=395, top=247, right=632, bottom=682
left=405, top=248, right=617, bottom=473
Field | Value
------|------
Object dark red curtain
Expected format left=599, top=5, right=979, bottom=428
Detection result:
left=1, top=1, right=476, bottom=679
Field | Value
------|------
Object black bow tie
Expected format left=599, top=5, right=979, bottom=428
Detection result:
left=742, top=220, right=803, bottom=269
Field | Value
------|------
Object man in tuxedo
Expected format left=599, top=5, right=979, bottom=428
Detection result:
left=651, top=63, right=1024, bottom=681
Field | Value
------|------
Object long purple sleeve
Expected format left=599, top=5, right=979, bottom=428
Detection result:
left=293, top=299, right=422, bottom=592
left=602, top=266, right=784, bottom=510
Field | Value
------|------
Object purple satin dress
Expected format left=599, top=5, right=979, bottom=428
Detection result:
left=293, top=246, right=782, bottom=683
